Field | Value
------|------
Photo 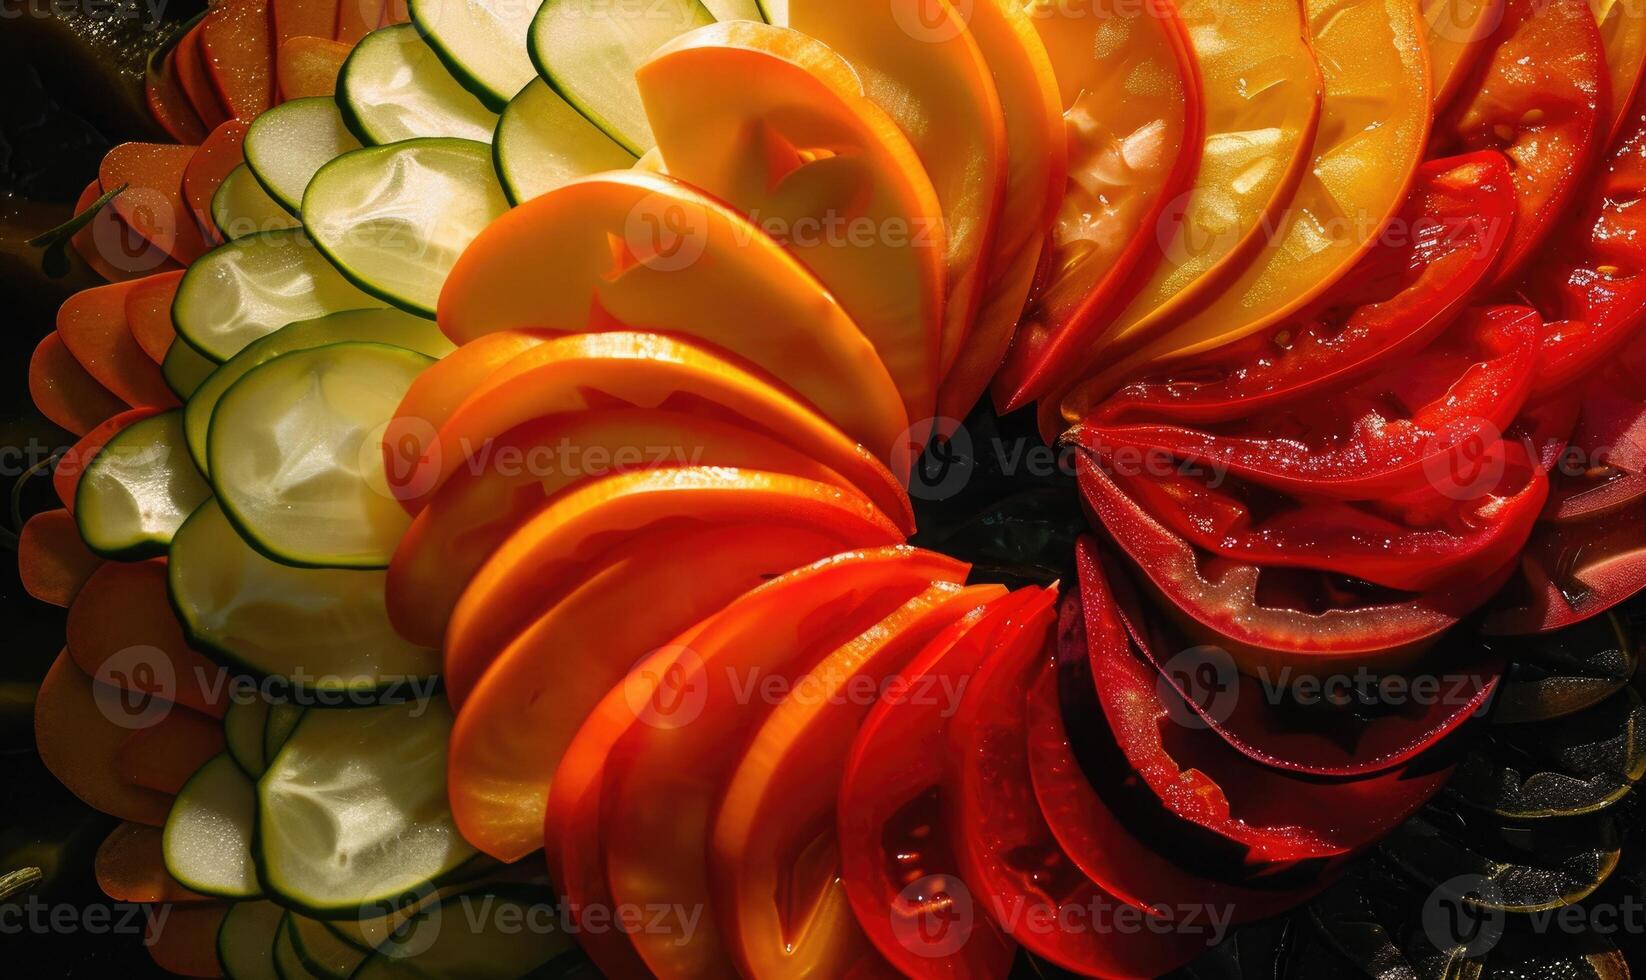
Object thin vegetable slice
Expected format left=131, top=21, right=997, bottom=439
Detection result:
left=164, top=753, right=261, bottom=899
left=211, top=164, right=301, bottom=241
left=492, top=78, right=635, bottom=205
left=410, top=0, right=539, bottom=110
left=76, top=410, right=210, bottom=559
left=339, top=25, right=499, bottom=145
left=242, top=97, right=363, bottom=214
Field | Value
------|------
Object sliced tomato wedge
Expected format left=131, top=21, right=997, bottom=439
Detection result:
left=1423, top=0, right=1507, bottom=113
left=1095, top=152, right=1516, bottom=426
left=35, top=651, right=175, bottom=826
left=181, top=120, right=249, bottom=244
left=55, top=279, right=179, bottom=410
left=99, top=143, right=210, bottom=266
left=146, top=43, right=209, bottom=145
left=837, top=593, right=1031, bottom=980
left=1594, top=0, right=1646, bottom=142
left=30, top=332, right=128, bottom=437
left=1432, top=0, right=1606, bottom=286
left=19, top=510, right=103, bottom=609
left=124, top=271, right=183, bottom=365
left=1485, top=495, right=1646, bottom=633
left=712, top=584, right=1005, bottom=979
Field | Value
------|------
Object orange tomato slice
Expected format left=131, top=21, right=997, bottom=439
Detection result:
left=182, top=120, right=249, bottom=244
left=789, top=0, right=1007, bottom=377
left=442, top=467, right=904, bottom=703
left=35, top=651, right=175, bottom=826
left=637, top=21, right=946, bottom=426
left=276, top=35, right=351, bottom=100
left=1424, top=0, right=1506, bottom=112
left=449, top=523, right=866, bottom=861
left=30, top=332, right=127, bottom=437
left=55, top=279, right=179, bottom=409
left=390, top=407, right=912, bottom=648
left=712, top=583, right=1006, bottom=979
left=439, top=171, right=908, bottom=455
left=99, top=143, right=211, bottom=266
left=95, top=823, right=212, bottom=904
left=124, top=271, right=184, bottom=364
left=19, top=510, right=103, bottom=608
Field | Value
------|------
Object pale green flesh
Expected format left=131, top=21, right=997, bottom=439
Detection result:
left=223, top=698, right=270, bottom=777
left=173, top=229, right=386, bottom=362
left=212, top=164, right=301, bottom=241
left=273, top=918, right=324, bottom=980
left=529, top=0, right=716, bottom=155
left=217, top=899, right=285, bottom=980
left=75, top=410, right=210, bottom=559
left=341, top=25, right=500, bottom=146
left=184, top=308, right=454, bottom=476
left=163, top=753, right=261, bottom=899
left=163, top=339, right=217, bottom=399
left=207, top=342, right=431, bottom=568
left=408, top=0, right=539, bottom=110
left=168, top=500, right=439, bottom=693
left=243, top=97, right=363, bottom=215
left=288, top=915, right=368, bottom=980
left=258, top=698, right=476, bottom=915
left=302, top=140, right=509, bottom=316
left=352, top=888, right=576, bottom=979
left=494, top=78, right=636, bottom=204
left=262, top=702, right=306, bottom=763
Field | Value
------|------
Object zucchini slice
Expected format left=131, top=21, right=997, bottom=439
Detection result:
left=163, top=753, right=261, bottom=899
left=340, top=25, right=499, bottom=146
left=217, top=899, right=285, bottom=980
left=162, top=338, right=217, bottom=399
left=243, top=97, right=363, bottom=215
left=273, top=916, right=324, bottom=980
left=258, top=698, right=477, bottom=916
left=207, top=342, right=432, bottom=567
left=75, top=410, right=210, bottom=559
left=262, top=702, right=306, bottom=763
left=183, top=308, right=453, bottom=475
left=169, top=501, right=440, bottom=695
left=288, top=914, right=368, bottom=979
left=302, top=140, right=508, bottom=316
left=212, top=163, right=301, bottom=241
left=223, top=698, right=270, bottom=777
left=351, top=886, right=577, bottom=979
left=493, top=79, right=635, bottom=205
left=528, top=0, right=716, bottom=155
left=173, top=229, right=386, bottom=362
left=408, top=0, right=538, bottom=111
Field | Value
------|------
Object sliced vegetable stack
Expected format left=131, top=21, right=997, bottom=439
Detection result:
left=18, top=0, right=1646, bottom=977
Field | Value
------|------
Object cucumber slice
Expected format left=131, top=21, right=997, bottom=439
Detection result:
left=263, top=702, right=306, bottom=763
left=302, top=140, right=508, bottom=316
left=273, top=916, right=324, bottom=980
left=207, top=342, right=432, bottom=568
left=287, top=915, right=368, bottom=979
left=340, top=25, right=499, bottom=146
left=217, top=899, right=285, bottom=980
left=493, top=79, right=635, bottom=205
left=408, top=0, right=538, bottom=111
left=75, top=410, right=210, bottom=559
left=258, top=698, right=477, bottom=916
left=163, top=338, right=217, bottom=399
left=183, top=308, right=454, bottom=475
left=243, top=97, right=363, bottom=215
left=169, top=501, right=439, bottom=695
left=174, top=229, right=386, bottom=362
left=351, top=886, right=577, bottom=979
left=705, top=0, right=763, bottom=18
left=213, top=163, right=302, bottom=241
left=528, top=0, right=716, bottom=155
left=223, top=698, right=270, bottom=777
left=163, top=753, right=261, bottom=899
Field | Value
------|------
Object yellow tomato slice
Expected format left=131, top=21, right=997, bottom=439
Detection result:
left=387, top=407, right=913, bottom=650
left=789, top=0, right=1008, bottom=376
left=993, top=0, right=1201, bottom=409
left=599, top=549, right=969, bottom=978
left=448, top=522, right=863, bottom=862
left=1062, top=0, right=1431, bottom=420
left=636, top=21, right=946, bottom=426
left=442, top=467, right=904, bottom=702
left=1038, top=0, right=1320, bottom=413
left=712, top=583, right=1006, bottom=979
left=1594, top=0, right=1646, bottom=140
left=439, top=170, right=908, bottom=455
left=1424, top=0, right=1505, bottom=111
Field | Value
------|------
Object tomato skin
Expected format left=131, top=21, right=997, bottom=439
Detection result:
left=1432, top=0, right=1607, bottom=287
left=1484, top=495, right=1646, bottom=634
left=945, top=585, right=1219, bottom=978
left=1093, top=152, right=1515, bottom=426
left=836, top=594, right=1031, bottom=980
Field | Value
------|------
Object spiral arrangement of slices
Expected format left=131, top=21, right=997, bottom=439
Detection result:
left=18, top=0, right=1646, bottom=976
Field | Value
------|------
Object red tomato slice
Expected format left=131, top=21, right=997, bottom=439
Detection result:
left=711, top=584, right=1006, bottom=979
left=947, top=584, right=1220, bottom=977
left=1432, top=0, right=1606, bottom=286
left=837, top=593, right=1032, bottom=980
left=545, top=547, right=966, bottom=980
left=1485, top=494, right=1646, bottom=633
left=1076, top=452, right=1509, bottom=675
left=1027, top=586, right=1332, bottom=921
left=1095, top=152, right=1516, bottom=426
